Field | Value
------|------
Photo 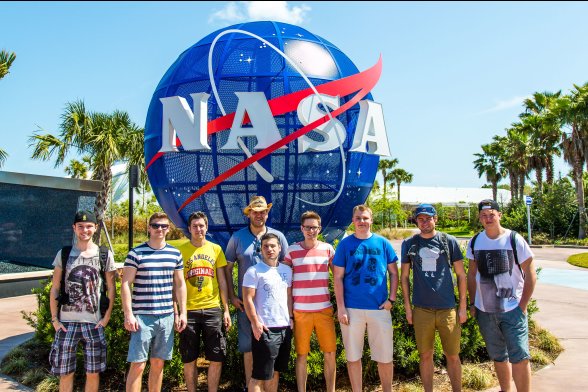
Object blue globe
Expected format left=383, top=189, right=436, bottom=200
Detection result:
left=144, top=21, right=380, bottom=248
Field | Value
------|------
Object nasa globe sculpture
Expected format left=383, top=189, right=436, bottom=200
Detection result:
left=144, top=21, right=390, bottom=247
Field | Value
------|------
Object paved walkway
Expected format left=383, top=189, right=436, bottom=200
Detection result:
left=0, top=294, right=36, bottom=391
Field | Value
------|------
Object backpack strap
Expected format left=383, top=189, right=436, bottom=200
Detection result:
left=510, top=230, right=524, bottom=277
left=439, top=232, right=456, bottom=286
left=99, top=245, right=109, bottom=293
left=59, top=246, right=72, bottom=300
left=405, top=234, right=421, bottom=263
left=469, top=232, right=481, bottom=256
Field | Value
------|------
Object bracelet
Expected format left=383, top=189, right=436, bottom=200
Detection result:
left=469, top=303, right=475, bottom=307
left=388, top=298, right=395, bottom=303
left=289, top=316, right=294, bottom=320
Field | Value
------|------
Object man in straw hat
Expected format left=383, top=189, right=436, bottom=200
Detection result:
left=225, top=195, right=289, bottom=391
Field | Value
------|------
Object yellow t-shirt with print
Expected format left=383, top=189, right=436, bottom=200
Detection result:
left=178, top=240, right=227, bottom=310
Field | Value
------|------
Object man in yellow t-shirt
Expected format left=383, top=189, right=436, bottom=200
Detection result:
left=177, top=211, right=231, bottom=392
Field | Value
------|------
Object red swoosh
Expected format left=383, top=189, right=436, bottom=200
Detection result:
left=177, top=56, right=382, bottom=212
left=145, top=56, right=382, bottom=171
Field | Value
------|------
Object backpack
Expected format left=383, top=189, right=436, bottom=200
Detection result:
left=469, top=230, right=523, bottom=277
left=405, top=232, right=456, bottom=286
left=58, top=245, right=110, bottom=318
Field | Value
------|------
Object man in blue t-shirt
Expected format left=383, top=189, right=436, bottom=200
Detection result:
left=225, top=195, right=288, bottom=390
left=400, top=204, right=467, bottom=392
left=333, top=204, right=398, bottom=392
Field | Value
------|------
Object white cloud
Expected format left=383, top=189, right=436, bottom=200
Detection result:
left=477, top=95, right=531, bottom=115
left=209, top=1, right=311, bottom=25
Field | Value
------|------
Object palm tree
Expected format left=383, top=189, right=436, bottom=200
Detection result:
left=0, top=49, right=16, bottom=80
left=0, top=50, right=16, bottom=168
left=377, top=158, right=398, bottom=200
left=495, top=124, right=531, bottom=201
left=29, top=100, right=145, bottom=242
left=553, top=85, right=588, bottom=239
left=387, top=168, right=413, bottom=201
left=65, top=156, right=91, bottom=179
left=521, top=91, right=562, bottom=186
left=473, top=142, right=506, bottom=201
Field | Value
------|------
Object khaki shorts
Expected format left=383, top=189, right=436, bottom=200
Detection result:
left=340, top=308, right=393, bottom=363
left=413, top=307, right=461, bottom=356
left=293, top=307, right=337, bottom=355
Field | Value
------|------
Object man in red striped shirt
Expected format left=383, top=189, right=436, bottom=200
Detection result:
left=284, top=211, right=336, bottom=392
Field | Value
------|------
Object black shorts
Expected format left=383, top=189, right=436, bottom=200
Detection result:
left=179, top=308, right=226, bottom=363
left=251, top=326, right=292, bottom=380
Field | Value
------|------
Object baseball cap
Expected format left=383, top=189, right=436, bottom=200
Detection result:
left=478, top=199, right=500, bottom=212
left=74, top=210, right=97, bottom=224
left=243, top=195, right=273, bottom=215
left=413, top=203, right=437, bottom=217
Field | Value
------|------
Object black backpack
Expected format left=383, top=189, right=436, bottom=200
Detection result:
left=58, top=245, right=110, bottom=318
left=469, top=230, right=523, bottom=277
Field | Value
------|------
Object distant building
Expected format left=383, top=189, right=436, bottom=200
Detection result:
left=398, top=185, right=511, bottom=207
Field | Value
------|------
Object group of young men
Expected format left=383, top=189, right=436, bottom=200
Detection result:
left=49, top=196, right=536, bottom=392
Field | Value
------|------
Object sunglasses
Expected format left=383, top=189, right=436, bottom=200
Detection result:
left=302, top=226, right=320, bottom=231
left=150, top=223, right=170, bottom=230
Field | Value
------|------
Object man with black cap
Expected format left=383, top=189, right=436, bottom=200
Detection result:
left=467, top=199, right=536, bottom=392
left=48, top=210, right=116, bottom=392
left=225, top=195, right=288, bottom=390
left=400, top=203, right=467, bottom=392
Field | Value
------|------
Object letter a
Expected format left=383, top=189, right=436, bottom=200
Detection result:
left=350, top=100, right=391, bottom=156
left=221, top=92, right=284, bottom=150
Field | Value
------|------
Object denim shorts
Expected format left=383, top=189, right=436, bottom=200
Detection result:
left=476, top=306, right=530, bottom=363
left=237, top=309, right=253, bottom=353
left=127, top=313, right=175, bottom=362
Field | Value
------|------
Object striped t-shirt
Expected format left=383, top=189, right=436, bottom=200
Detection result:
left=124, top=242, right=183, bottom=315
left=284, top=241, right=334, bottom=312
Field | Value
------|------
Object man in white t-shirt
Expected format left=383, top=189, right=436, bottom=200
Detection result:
left=242, top=233, right=293, bottom=392
left=284, top=211, right=336, bottom=392
left=467, top=199, right=537, bottom=392
left=49, top=210, right=116, bottom=392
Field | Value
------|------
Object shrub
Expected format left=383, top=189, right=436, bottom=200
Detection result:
left=462, top=363, right=493, bottom=390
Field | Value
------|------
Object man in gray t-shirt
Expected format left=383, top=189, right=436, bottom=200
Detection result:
left=49, top=210, right=116, bottom=392
left=225, top=195, right=288, bottom=390
left=400, top=204, right=467, bottom=392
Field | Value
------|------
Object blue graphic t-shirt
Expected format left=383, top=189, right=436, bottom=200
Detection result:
left=333, top=233, right=398, bottom=310
left=401, top=233, right=463, bottom=309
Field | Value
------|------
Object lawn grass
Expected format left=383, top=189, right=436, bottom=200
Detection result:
left=567, top=252, right=588, bottom=268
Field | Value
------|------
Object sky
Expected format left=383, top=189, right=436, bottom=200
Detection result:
left=1, top=1, right=588, bottom=189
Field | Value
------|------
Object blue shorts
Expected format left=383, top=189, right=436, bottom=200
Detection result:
left=237, top=309, right=253, bottom=353
left=127, top=313, right=175, bottom=362
left=476, top=306, right=530, bottom=363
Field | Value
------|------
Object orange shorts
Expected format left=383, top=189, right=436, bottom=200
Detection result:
left=293, top=307, right=337, bottom=355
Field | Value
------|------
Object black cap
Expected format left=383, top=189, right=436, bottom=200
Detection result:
left=478, top=199, right=500, bottom=212
left=74, top=210, right=97, bottom=224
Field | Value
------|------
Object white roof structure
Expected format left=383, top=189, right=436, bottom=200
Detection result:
left=385, top=185, right=511, bottom=206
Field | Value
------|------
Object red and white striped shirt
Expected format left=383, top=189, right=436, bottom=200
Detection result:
left=284, top=241, right=335, bottom=312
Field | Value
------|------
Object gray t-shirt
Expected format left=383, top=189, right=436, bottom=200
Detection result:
left=225, top=226, right=288, bottom=298
left=53, top=245, right=116, bottom=324
left=242, top=262, right=292, bottom=328
left=401, top=233, right=463, bottom=309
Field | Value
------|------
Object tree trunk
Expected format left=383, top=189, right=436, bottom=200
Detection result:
left=397, top=181, right=401, bottom=201
left=519, top=174, right=526, bottom=200
left=92, top=165, right=112, bottom=244
left=492, top=181, right=498, bottom=201
left=535, top=168, right=543, bottom=194
left=573, top=160, right=586, bottom=239
left=546, top=155, right=554, bottom=186
left=509, top=171, right=516, bottom=201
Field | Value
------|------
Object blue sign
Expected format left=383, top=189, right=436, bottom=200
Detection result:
left=144, top=21, right=389, bottom=248
left=525, top=196, right=533, bottom=205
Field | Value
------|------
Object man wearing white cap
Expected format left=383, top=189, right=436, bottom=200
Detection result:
left=225, top=195, right=289, bottom=391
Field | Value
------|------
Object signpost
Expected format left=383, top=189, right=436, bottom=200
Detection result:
left=525, top=195, right=533, bottom=244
